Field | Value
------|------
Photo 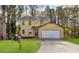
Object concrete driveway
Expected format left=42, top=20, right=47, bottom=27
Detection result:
left=38, top=40, right=79, bottom=53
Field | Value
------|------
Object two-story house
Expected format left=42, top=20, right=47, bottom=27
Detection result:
left=19, top=16, right=50, bottom=38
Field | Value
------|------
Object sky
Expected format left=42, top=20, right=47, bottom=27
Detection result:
left=50, top=5, right=61, bottom=9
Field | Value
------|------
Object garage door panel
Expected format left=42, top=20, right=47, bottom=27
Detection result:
left=42, top=31, right=60, bottom=38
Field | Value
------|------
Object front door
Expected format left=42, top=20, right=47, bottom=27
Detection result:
left=34, top=29, right=38, bottom=37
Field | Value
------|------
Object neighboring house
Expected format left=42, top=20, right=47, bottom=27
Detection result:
left=0, top=6, right=7, bottom=40
left=19, top=16, right=50, bottom=38
left=0, top=17, right=7, bottom=39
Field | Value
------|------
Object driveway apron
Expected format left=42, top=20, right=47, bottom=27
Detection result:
left=38, top=40, right=79, bottom=53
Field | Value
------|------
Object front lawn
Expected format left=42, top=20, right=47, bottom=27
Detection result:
left=64, top=38, right=79, bottom=45
left=0, top=39, right=40, bottom=53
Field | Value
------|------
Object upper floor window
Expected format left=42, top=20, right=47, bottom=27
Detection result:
left=22, top=29, right=25, bottom=34
left=29, top=20, right=31, bottom=25
left=22, top=21, right=25, bottom=25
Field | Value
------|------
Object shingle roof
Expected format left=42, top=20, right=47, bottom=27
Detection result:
left=21, top=16, right=30, bottom=20
left=38, top=16, right=50, bottom=20
left=21, top=16, right=50, bottom=20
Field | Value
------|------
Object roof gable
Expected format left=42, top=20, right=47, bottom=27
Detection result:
left=39, top=22, right=63, bottom=29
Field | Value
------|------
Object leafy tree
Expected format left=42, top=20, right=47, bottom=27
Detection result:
left=72, top=5, right=79, bottom=37
left=45, top=6, right=55, bottom=23
left=29, top=5, right=38, bottom=16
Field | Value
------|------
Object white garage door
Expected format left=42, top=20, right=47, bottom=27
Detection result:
left=42, top=31, right=60, bottom=38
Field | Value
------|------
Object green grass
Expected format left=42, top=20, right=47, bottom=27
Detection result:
left=64, top=38, right=79, bottom=45
left=0, top=39, right=41, bottom=53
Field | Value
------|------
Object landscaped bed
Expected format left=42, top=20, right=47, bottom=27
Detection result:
left=0, top=39, right=40, bottom=53
left=64, top=38, right=79, bottom=45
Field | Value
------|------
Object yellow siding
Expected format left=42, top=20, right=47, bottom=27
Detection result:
left=20, top=19, right=50, bottom=37
left=42, top=20, right=50, bottom=25
left=31, top=20, right=40, bottom=26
